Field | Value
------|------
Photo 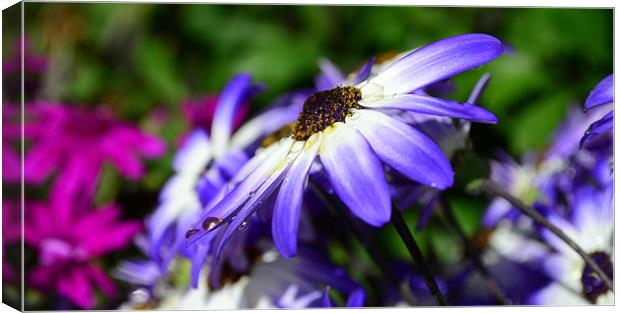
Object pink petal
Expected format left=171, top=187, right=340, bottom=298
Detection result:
left=85, top=264, right=117, bottom=298
left=81, top=221, right=142, bottom=256
left=57, top=266, right=95, bottom=309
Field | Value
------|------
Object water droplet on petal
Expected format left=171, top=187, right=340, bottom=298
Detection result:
left=249, top=190, right=256, bottom=198
left=202, top=217, right=223, bottom=231
left=238, top=221, right=248, bottom=231
left=130, top=288, right=150, bottom=305
left=185, top=228, right=200, bottom=239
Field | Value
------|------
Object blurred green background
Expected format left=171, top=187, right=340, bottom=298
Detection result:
left=17, top=4, right=612, bottom=156
left=5, top=4, right=613, bottom=308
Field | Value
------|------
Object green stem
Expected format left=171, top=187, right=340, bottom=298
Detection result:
left=308, top=180, right=418, bottom=305
left=391, top=202, right=448, bottom=306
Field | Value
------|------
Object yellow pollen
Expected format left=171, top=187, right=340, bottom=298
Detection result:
left=292, top=86, right=362, bottom=141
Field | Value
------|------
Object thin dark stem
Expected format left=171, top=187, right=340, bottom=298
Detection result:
left=439, top=198, right=511, bottom=305
left=391, top=202, right=448, bottom=306
left=478, top=179, right=613, bottom=292
left=308, top=180, right=418, bottom=306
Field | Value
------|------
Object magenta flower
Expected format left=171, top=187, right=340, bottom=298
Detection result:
left=25, top=197, right=142, bottom=309
left=179, top=93, right=249, bottom=143
left=2, top=37, right=48, bottom=76
left=24, top=102, right=166, bottom=202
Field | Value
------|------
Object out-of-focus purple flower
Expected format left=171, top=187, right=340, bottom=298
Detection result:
left=242, top=250, right=364, bottom=308
left=187, top=34, right=503, bottom=260
left=145, top=74, right=302, bottom=289
left=546, top=105, right=610, bottom=160
left=580, top=74, right=613, bottom=147
left=482, top=152, right=551, bottom=227
left=23, top=102, right=166, bottom=204
left=446, top=220, right=551, bottom=305
left=529, top=183, right=613, bottom=305
left=112, top=235, right=163, bottom=290
left=24, top=193, right=142, bottom=309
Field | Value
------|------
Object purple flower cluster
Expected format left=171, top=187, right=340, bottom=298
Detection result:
left=112, top=33, right=613, bottom=309
left=5, top=32, right=613, bottom=309
left=480, top=74, right=613, bottom=305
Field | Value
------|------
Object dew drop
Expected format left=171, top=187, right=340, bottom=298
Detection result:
left=238, top=221, right=248, bottom=231
left=202, top=217, right=223, bottom=231
left=185, top=228, right=200, bottom=239
left=249, top=190, right=256, bottom=198
left=129, top=288, right=150, bottom=305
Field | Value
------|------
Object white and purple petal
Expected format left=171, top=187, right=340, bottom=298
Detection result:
left=348, top=109, right=454, bottom=189
left=319, top=123, right=391, bottom=226
left=315, top=59, right=346, bottom=91
left=272, top=135, right=322, bottom=258
left=580, top=110, right=613, bottom=148
left=369, top=33, right=503, bottom=95
left=584, top=74, right=613, bottom=111
left=211, top=74, right=265, bottom=155
left=360, top=94, right=497, bottom=123
left=186, top=139, right=293, bottom=247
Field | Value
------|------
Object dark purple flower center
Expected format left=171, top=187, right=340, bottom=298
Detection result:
left=581, top=251, right=613, bottom=303
left=292, top=86, right=362, bottom=141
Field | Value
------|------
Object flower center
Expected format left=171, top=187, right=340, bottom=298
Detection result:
left=292, top=86, right=362, bottom=141
left=581, top=251, right=613, bottom=303
left=40, top=238, right=86, bottom=266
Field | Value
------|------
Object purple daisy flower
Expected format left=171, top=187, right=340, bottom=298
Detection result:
left=187, top=33, right=503, bottom=259
left=580, top=74, right=613, bottom=147
left=25, top=194, right=142, bottom=309
left=529, top=183, right=613, bottom=305
left=23, top=102, right=166, bottom=205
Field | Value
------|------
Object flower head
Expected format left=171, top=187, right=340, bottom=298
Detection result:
left=529, top=183, right=613, bottom=305
left=24, top=102, right=165, bottom=203
left=25, top=194, right=142, bottom=309
left=187, top=34, right=503, bottom=259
